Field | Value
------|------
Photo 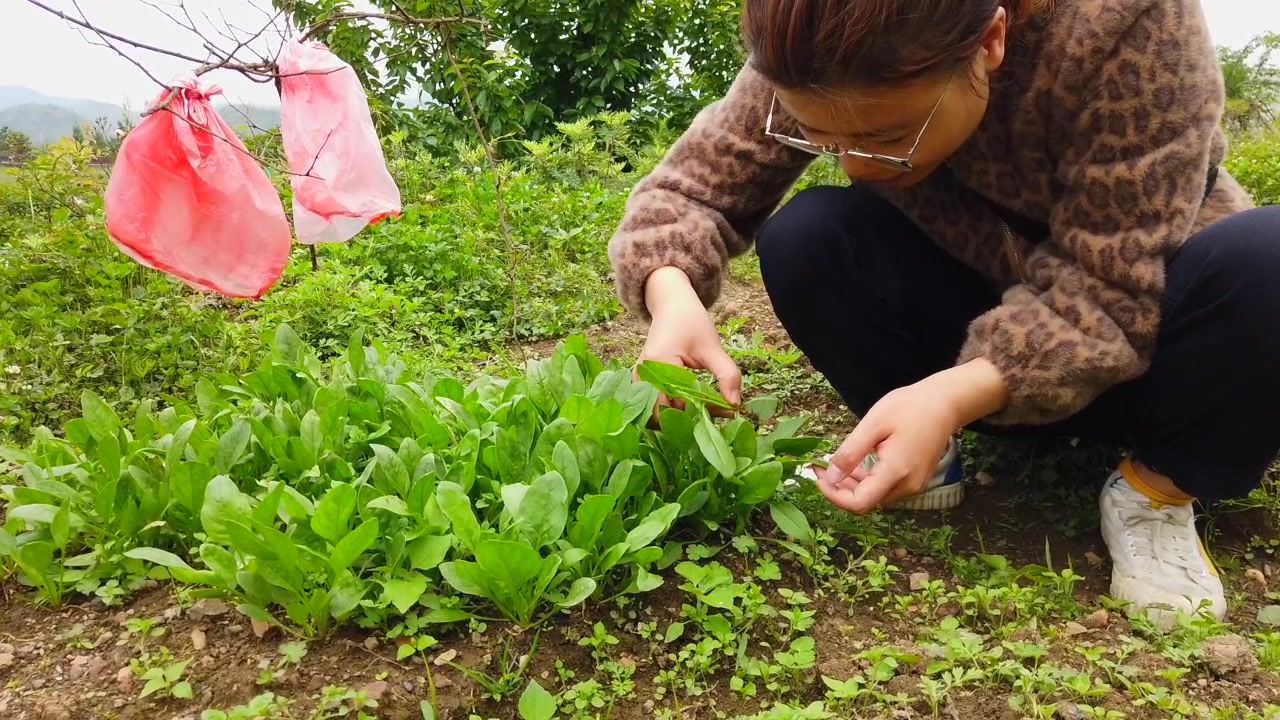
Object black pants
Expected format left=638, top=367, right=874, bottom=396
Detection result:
left=756, top=185, right=1280, bottom=501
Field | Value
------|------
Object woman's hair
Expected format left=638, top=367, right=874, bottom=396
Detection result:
left=741, top=0, right=1044, bottom=91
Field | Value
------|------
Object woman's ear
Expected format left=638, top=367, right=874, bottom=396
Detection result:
left=980, top=6, right=1009, bottom=74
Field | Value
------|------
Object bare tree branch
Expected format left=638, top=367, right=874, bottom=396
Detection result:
left=24, top=0, right=208, bottom=66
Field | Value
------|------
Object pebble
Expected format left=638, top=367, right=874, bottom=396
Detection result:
left=191, top=628, right=207, bottom=651
left=364, top=680, right=389, bottom=701
left=162, top=605, right=182, bottom=621
left=228, top=625, right=244, bottom=634
left=1084, top=552, right=1105, bottom=568
left=31, top=677, right=46, bottom=689
left=188, top=599, right=231, bottom=620
left=976, top=471, right=996, bottom=487
left=909, top=572, right=931, bottom=591
left=1081, top=609, right=1111, bottom=629
left=1246, top=568, right=1267, bottom=588
left=0, top=643, right=13, bottom=655
left=69, top=656, right=91, bottom=679
left=1062, top=622, right=1089, bottom=637
left=1203, top=634, right=1259, bottom=678
left=0, top=653, right=13, bottom=669
left=402, top=680, right=415, bottom=692
left=1054, top=701, right=1085, bottom=720
left=116, top=666, right=134, bottom=691
left=433, top=649, right=458, bottom=666
left=363, top=637, right=378, bottom=650
left=113, top=699, right=127, bottom=709
left=892, top=547, right=909, bottom=560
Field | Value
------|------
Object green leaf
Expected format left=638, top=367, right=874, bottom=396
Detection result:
left=274, top=324, right=304, bottom=364
left=407, top=535, right=452, bottom=571
left=737, top=461, right=783, bottom=506
left=552, top=441, right=580, bottom=500
left=515, top=471, right=569, bottom=549
left=518, top=679, right=557, bottom=720
left=382, top=573, right=429, bottom=614
left=439, top=560, right=489, bottom=597
left=370, top=444, right=411, bottom=496
left=125, top=547, right=192, bottom=570
left=665, top=622, right=685, bottom=643
left=214, top=420, right=252, bottom=474
left=744, top=396, right=780, bottom=425
left=694, top=410, right=736, bottom=478
left=1259, top=605, right=1280, bottom=626
left=200, top=475, right=253, bottom=544
left=312, top=483, right=357, bottom=543
left=556, top=577, right=596, bottom=608
left=330, top=518, right=378, bottom=575
left=636, top=360, right=735, bottom=409
left=625, top=503, right=680, bottom=553
left=81, top=390, right=120, bottom=442
left=770, top=501, right=813, bottom=543
left=436, top=482, right=481, bottom=554
left=367, top=496, right=411, bottom=516
left=475, top=539, right=543, bottom=593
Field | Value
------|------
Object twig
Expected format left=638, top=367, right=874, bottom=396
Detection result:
left=440, top=25, right=523, bottom=352
left=24, top=0, right=208, bottom=66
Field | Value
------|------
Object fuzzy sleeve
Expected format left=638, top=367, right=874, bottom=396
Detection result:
left=955, top=0, right=1225, bottom=425
left=607, top=65, right=814, bottom=320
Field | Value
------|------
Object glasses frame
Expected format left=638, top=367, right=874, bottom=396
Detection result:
left=763, top=69, right=956, bottom=172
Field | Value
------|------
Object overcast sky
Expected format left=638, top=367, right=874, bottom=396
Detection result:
left=3, top=0, right=1280, bottom=109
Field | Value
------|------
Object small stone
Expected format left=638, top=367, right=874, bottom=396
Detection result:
left=18, top=644, right=38, bottom=657
left=1062, top=622, right=1089, bottom=637
left=976, top=471, right=996, bottom=487
left=909, top=572, right=930, bottom=591
left=93, top=631, right=114, bottom=647
left=188, top=599, right=231, bottom=619
left=113, top=699, right=127, bottom=709
left=1055, top=701, right=1086, bottom=720
left=0, top=643, right=13, bottom=655
left=892, top=548, right=909, bottom=560
left=1197, top=677, right=1208, bottom=688
left=1246, top=568, right=1267, bottom=588
left=435, top=676, right=453, bottom=688
left=86, top=656, right=109, bottom=679
left=162, top=605, right=181, bottom=621
left=228, top=625, right=243, bottom=634
left=1081, top=609, right=1110, bottom=629
left=191, top=629, right=207, bottom=651
left=402, top=680, right=415, bottom=692
left=250, top=619, right=271, bottom=638
left=117, top=666, right=134, bottom=691
left=0, top=653, right=13, bottom=669
left=1084, top=552, right=1105, bottom=568
left=1203, top=634, right=1259, bottom=678
left=69, top=655, right=91, bottom=679
left=363, top=637, right=378, bottom=650
left=364, top=680, right=389, bottom=701
left=31, top=677, right=46, bottom=689
left=434, top=649, right=458, bottom=666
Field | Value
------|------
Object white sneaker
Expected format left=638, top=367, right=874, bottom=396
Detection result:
left=1099, top=463, right=1226, bottom=630
left=783, top=437, right=965, bottom=510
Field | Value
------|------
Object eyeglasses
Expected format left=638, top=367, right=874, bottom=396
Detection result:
left=763, top=68, right=956, bottom=172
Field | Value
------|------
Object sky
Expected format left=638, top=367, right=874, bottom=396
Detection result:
left=3, top=0, right=1280, bottom=109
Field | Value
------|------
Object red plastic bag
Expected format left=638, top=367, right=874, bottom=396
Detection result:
left=279, top=39, right=401, bottom=245
left=104, top=80, right=292, bottom=299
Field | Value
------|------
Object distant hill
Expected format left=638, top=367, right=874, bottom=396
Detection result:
left=0, top=85, right=280, bottom=145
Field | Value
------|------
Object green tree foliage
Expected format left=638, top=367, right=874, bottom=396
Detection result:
left=1218, top=33, right=1280, bottom=133
left=0, top=127, right=34, bottom=164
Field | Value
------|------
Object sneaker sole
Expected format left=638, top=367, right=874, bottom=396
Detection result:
left=886, top=480, right=965, bottom=511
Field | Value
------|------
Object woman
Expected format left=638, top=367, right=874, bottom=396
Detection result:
left=608, top=0, right=1280, bottom=629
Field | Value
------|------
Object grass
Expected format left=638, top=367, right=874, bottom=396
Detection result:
left=1, top=121, right=1280, bottom=720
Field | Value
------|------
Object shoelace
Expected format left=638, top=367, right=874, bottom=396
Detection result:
left=1118, top=494, right=1206, bottom=577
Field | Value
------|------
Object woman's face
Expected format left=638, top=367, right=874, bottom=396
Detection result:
left=771, top=9, right=1009, bottom=188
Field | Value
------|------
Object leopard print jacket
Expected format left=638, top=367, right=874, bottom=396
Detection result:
left=606, top=0, right=1255, bottom=426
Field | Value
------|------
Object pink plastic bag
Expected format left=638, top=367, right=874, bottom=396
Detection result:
left=279, top=39, right=401, bottom=245
left=104, top=80, right=292, bottom=299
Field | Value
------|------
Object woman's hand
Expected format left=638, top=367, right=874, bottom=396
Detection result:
left=636, top=267, right=742, bottom=417
left=815, top=359, right=1009, bottom=514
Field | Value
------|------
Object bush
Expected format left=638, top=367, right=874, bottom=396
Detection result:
left=1225, top=125, right=1280, bottom=206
